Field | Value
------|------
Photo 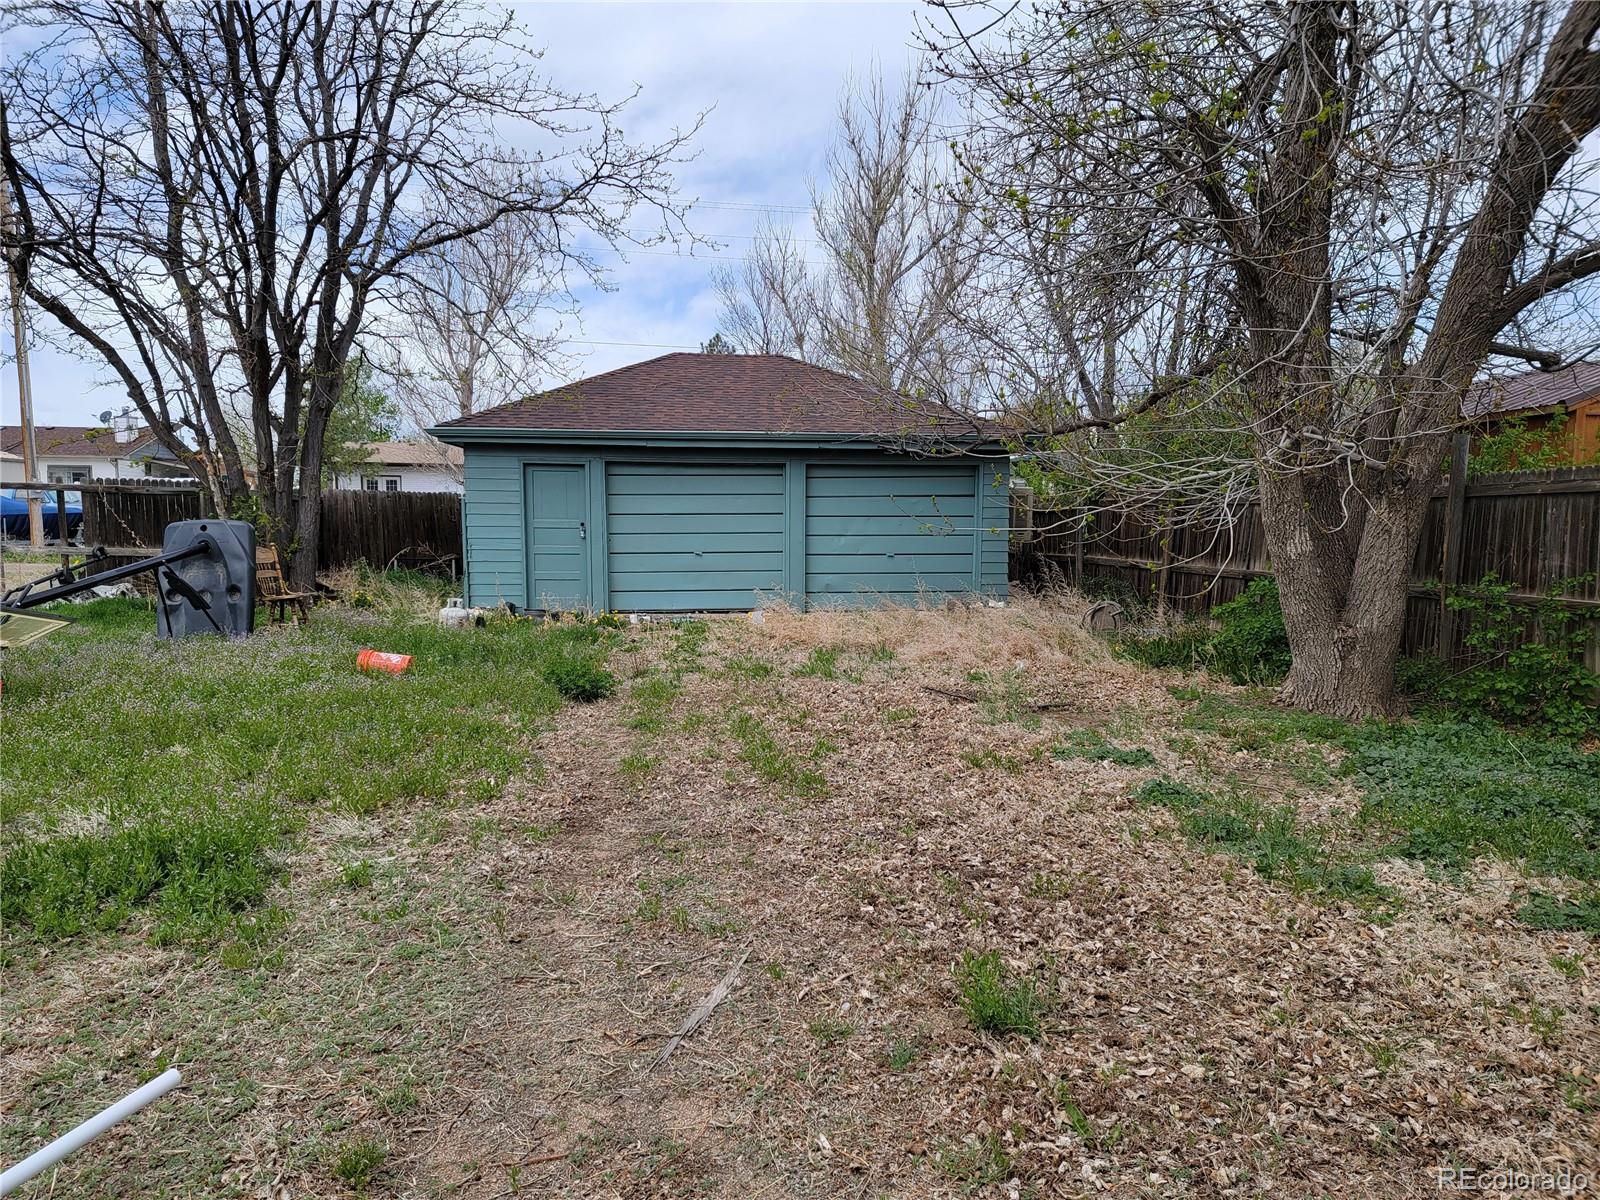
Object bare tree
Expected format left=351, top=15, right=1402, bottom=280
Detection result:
left=716, top=71, right=976, bottom=398
left=812, top=73, right=976, bottom=394
left=376, top=187, right=574, bottom=482
left=927, top=0, right=1600, bottom=718
left=713, top=218, right=818, bottom=358
left=2, top=1, right=695, bottom=584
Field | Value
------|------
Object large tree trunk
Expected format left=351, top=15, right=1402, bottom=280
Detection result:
left=1259, top=465, right=1440, bottom=719
left=282, top=370, right=338, bottom=590
left=287, top=489, right=322, bottom=591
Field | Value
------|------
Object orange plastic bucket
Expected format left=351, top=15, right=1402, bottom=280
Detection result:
left=357, top=648, right=413, bottom=675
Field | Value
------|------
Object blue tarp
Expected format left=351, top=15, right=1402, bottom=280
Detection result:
left=1, top=490, right=83, bottom=541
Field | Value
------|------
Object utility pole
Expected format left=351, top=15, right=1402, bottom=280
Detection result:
left=0, top=172, right=45, bottom=548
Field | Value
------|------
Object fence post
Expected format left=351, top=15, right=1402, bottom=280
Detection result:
left=1071, top=508, right=1085, bottom=586
left=1437, top=431, right=1471, bottom=658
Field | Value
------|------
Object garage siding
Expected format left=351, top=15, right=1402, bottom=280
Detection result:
left=460, top=447, right=1009, bottom=612
left=804, top=464, right=979, bottom=605
left=461, top=447, right=528, bottom=609
left=977, top=460, right=1010, bottom=597
left=605, top=462, right=787, bottom=611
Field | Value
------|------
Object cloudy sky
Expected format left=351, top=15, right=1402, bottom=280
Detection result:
left=3, top=1, right=930, bottom=428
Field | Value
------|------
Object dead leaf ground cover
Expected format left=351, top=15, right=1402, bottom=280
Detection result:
left=2, top=596, right=1595, bottom=1198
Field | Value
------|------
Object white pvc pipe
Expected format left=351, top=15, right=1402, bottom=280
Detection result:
left=0, top=1068, right=183, bottom=1196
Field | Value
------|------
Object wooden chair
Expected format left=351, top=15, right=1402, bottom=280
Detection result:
left=255, top=544, right=315, bottom=624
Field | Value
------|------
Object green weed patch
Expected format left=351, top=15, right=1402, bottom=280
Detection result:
left=1052, top=728, right=1157, bottom=767
left=1135, top=778, right=1393, bottom=911
left=0, top=805, right=280, bottom=942
left=729, top=712, right=827, bottom=798
left=1516, top=891, right=1600, bottom=935
left=955, top=949, right=1047, bottom=1038
left=2, top=601, right=601, bottom=942
left=1172, top=686, right=1352, bottom=750
left=1344, top=719, right=1599, bottom=880
left=1115, top=577, right=1290, bottom=685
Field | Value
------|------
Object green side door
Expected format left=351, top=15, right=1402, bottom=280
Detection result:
left=525, top=464, right=591, bottom=611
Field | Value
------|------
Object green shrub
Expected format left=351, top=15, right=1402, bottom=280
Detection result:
left=1205, top=577, right=1292, bottom=685
left=1434, top=575, right=1599, bottom=739
left=954, top=950, right=1045, bottom=1038
left=1079, top=571, right=1148, bottom=612
left=1112, top=577, right=1290, bottom=685
left=1469, top=411, right=1581, bottom=475
left=1111, top=624, right=1210, bottom=671
left=540, top=653, right=617, bottom=702
left=1394, top=654, right=1451, bottom=697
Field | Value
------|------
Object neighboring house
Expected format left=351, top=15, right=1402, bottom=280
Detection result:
left=0, top=449, right=22, bottom=485
left=0, top=422, right=177, bottom=483
left=1463, top=361, right=1600, bottom=466
left=128, top=439, right=202, bottom=481
left=430, top=353, right=1009, bottom=613
left=332, top=441, right=464, bottom=494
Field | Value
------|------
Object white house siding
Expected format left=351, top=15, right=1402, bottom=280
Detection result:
left=332, top=466, right=463, bottom=494
left=35, top=455, right=151, bottom=483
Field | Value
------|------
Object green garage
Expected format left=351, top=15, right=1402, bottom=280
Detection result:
left=431, top=353, right=1009, bottom=613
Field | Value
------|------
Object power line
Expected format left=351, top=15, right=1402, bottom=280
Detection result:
left=578, top=243, right=828, bottom=267
left=623, top=226, right=823, bottom=245
left=567, top=338, right=701, bottom=350
left=690, top=200, right=811, bottom=214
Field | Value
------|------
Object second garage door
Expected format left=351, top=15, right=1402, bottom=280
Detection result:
left=804, top=463, right=977, bottom=605
left=606, top=462, right=786, bottom=611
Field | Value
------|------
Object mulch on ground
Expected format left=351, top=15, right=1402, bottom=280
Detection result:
left=400, top=603, right=1597, bottom=1198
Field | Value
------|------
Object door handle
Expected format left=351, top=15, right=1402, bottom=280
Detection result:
left=579, top=521, right=586, bottom=541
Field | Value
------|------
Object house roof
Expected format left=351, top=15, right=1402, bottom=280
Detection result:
left=352, top=440, right=463, bottom=468
left=432, top=353, right=991, bottom=440
left=0, top=424, right=157, bottom=459
left=1463, top=361, right=1600, bottom=420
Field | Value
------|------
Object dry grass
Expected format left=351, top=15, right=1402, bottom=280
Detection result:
left=3, top=604, right=1595, bottom=1199
left=757, top=593, right=1118, bottom=672
left=320, top=564, right=457, bottom=619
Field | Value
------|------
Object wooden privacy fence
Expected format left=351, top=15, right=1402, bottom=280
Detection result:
left=81, top=483, right=210, bottom=548
left=317, top=489, right=462, bottom=573
left=76, top=485, right=462, bottom=576
left=1011, top=460, right=1600, bottom=669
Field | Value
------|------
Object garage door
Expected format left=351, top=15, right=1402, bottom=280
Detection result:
left=805, top=464, right=977, bottom=605
left=606, top=462, right=786, bottom=611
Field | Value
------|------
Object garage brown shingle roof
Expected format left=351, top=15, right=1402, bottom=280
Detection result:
left=433, top=353, right=991, bottom=439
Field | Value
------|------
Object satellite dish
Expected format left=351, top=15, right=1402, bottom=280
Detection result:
left=97, top=410, right=113, bottom=423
